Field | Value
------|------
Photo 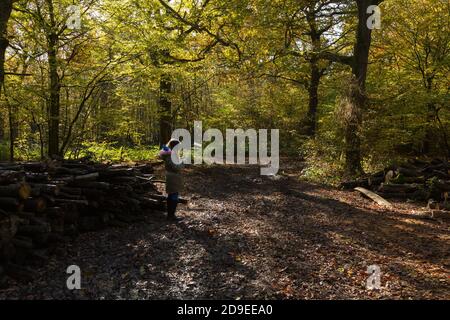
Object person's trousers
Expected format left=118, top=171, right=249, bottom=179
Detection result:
left=167, top=192, right=179, bottom=218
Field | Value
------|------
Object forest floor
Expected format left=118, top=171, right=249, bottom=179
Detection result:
left=0, top=160, right=449, bottom=299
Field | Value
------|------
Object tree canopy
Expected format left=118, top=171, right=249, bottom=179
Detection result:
left=0, top=0, right=448, bottom=178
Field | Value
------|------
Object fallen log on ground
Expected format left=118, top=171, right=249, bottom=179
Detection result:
left=0, top=170, right=25, bottom=185
left=354, top=187, right=393, bottom=208
left=377, top=183, right=421, bottom=193
left=0, top=183, right=31, bottom=199
left=341, top=158, right=450, bottom=207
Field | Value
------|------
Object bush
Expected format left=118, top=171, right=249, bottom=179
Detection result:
left=0, top=141, right=9, bottom=161
left=301, top=136, right=345, bottom=186
left=76, top=141, right=160, bottom=163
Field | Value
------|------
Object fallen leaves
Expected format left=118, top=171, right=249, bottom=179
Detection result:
left=0, top=163, right=448, bottom=299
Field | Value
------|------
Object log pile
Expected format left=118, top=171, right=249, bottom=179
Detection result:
left=0, top=159, right=167, bottom=283
left=341, top=158, right=450, bottom=209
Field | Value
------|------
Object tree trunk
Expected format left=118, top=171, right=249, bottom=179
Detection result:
left=343, top=79, right=364, bottom=176
left=7, top=96, right=14, bottom=161
left=0, top=1, right=13, bottom=157
left=0, top=0, right=13, bottom=98
left=422, top=103, right=435, bottom=154
left=46, top=0, right=61, bottom=158
left=159, top=74, right=172, bottom=145
left=343, top=0, right=380, bottom=176
left=422, top=76, right=436, bottom=155
left=5, top=63, right=26, bottom=162
left=0, top=116, right=4, bottom=148
left=306, top=59, right=321, bottom=136
left=434, top=107, right=450, bottom=159
left=304, top=7, right=323, bottom=137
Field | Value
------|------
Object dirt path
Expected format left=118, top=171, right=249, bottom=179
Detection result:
left=0, top=163, right=449, bottom=299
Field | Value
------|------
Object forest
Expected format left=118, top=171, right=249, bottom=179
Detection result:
left=0, top=0, right=447, bottom=175
left=0, top=0, right=449, bottom=300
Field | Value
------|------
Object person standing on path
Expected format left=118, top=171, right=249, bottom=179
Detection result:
left=159, top=138, right=184, bottom=221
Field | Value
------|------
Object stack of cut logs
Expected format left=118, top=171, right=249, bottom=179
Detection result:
left=341, top=158, right=450, bottom=209
left=0, top=159, right=167, bottom=282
